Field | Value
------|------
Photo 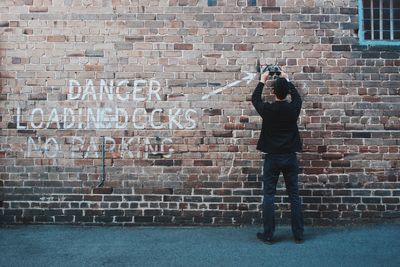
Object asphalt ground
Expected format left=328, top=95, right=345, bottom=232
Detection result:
left=1, top=224, right=399, bottom=267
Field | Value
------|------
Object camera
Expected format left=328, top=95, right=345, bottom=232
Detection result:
left=256, top=60, right=282, bottom=79
left=263, top=65, right=281, bottom=79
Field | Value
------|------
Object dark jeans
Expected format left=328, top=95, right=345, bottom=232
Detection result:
left=262, top=153, right=304, bottom=239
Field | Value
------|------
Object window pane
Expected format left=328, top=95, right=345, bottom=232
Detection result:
left=383, top=30, right=391, bottom=39
left=383, top=19, right=391, bottom=29
left=363, top=0, right=371, bottom=8
left=382, top=9, right=390, bottom=19
left=373, top=20, right=380, bottom=31
left=373, top=8, right=380, bottom=20
left=395, top=30, right=400, bottom=40
left=394, top=19, right=400, bottom=31
left=373, top=0, right=379, bottom=9
left=383, top=0, right=390, bottom=9
left=374, top=30, right=380, bottom=39
left=394, top=8, right=400, bottom=20
left=364, top=8, right=371, bottom=18
left=365, top=30, right=372, bottom=40
left=364, top=19, right=372, bottom=31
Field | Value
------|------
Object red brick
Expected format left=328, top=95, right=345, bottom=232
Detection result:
left=262, top=21, right=280, bottom=29
left=84, top=64, right=104, bottom=71
left=47, top=35, right=66, bottom=42
left=174, top=44, right=193, bottom=50
left=92, top=187, right=114, bottom=194
left=29, top=7, right=48, bottom=12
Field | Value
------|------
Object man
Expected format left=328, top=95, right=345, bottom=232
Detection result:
left=252, top=68, right=304, bottom=244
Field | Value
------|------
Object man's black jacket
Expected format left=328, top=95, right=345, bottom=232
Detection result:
left=251, top=81, right=302, bottom=154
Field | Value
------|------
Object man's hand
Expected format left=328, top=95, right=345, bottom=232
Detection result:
left=260, top=72, right=269, bottom=84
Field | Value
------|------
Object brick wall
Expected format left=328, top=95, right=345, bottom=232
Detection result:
left=0, top=0, right=399, bottom=226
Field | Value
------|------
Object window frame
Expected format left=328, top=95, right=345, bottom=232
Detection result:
left=358, top=0, right=400, bottom=46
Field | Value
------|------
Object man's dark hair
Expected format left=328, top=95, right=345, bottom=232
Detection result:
left=273, top=77, right=290, bottom=100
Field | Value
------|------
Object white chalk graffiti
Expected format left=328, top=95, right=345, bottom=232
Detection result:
left=27, top=136, right=174, bottom=159
left=68, top=79, right=162, bottom=101
left=17, top=107, right=197, bottom=130
left=18, top=79, right=197, bottom=131
left=21, top=74, right=256, bottom=159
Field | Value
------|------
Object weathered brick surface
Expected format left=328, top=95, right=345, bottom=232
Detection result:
left=0, top=0, right=399, bottom=226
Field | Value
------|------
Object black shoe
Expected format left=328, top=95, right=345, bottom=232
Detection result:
left=294, top=237, right=304, bottom=244
left=257, top=232, right=273, bottom=245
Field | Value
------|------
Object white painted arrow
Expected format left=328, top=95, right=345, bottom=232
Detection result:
left=201, top=72, right=256, bottom=100
left=243, top=71, right=256, bottom=85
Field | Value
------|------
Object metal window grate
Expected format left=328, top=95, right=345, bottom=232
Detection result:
left=362, top=0, right=400, bottom=41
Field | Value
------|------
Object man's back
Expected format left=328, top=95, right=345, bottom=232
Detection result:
left=251, top=79, right=302, bottom=154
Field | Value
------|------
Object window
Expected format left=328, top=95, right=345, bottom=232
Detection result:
left=247, top=0, right=257, bottom=6
left=359, top=0, right=400, bottom=45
